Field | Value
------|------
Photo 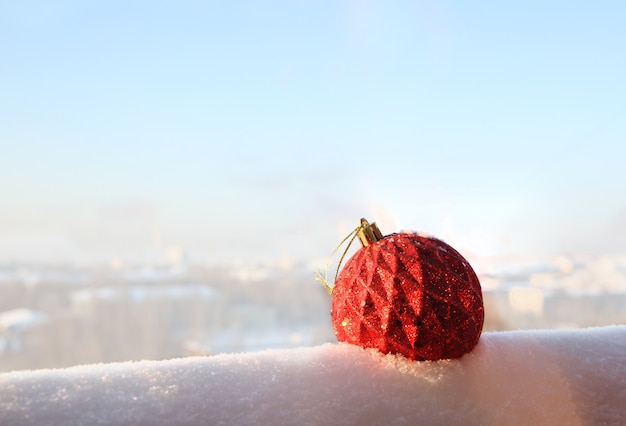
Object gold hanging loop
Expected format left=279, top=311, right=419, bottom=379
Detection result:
left=315, top=218, right=383, bottom=294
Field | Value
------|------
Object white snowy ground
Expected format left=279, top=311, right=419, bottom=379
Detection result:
left=1, top=326, right=625, bottom=426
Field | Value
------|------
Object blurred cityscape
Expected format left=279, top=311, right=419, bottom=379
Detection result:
left=1, top=251, right=626, bottom=373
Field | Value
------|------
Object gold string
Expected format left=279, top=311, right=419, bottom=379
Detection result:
left=315, top=221, right=365, bottom=295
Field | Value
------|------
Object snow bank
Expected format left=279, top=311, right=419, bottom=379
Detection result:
left=1, top=326, right=625, bottom=425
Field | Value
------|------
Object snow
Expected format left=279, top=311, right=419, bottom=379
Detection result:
left=1, top=326, right=625, bottom=426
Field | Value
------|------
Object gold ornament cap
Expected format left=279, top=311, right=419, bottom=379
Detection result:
left=356, top=218, right=383, bottom=247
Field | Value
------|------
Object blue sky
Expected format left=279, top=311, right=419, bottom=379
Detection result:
left=1, top=1, right=625, bottom=265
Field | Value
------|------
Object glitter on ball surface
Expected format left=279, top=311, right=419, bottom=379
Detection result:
left=330, top=233, right=484, bottom=361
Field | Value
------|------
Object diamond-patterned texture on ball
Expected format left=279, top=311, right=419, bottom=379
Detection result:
left=331, top=233, right=484, bottom=361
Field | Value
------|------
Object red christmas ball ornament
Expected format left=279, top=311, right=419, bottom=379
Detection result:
left=329, top=219, right=484, bottom=361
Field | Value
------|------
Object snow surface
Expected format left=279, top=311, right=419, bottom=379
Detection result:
left=1, top=326, right=625, bottom=426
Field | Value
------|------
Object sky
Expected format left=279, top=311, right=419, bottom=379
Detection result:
left=1, top=1, right=625, bottom=266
